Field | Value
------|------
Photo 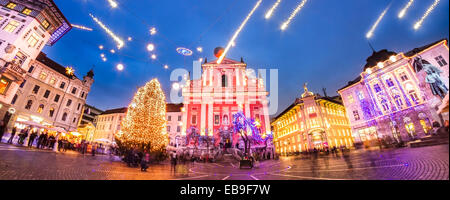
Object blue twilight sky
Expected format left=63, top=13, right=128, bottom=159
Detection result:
left=46, top=0, right=449, bottom=116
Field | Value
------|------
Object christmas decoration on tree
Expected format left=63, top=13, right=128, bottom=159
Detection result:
left=232, top=111, right=269, bottom=155
left=117, top=79, right=168, bottom=152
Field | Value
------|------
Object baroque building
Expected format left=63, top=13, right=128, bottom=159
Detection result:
left=338, top=39, right=449, bottom=146
left=0, top=0, right=71, bottom=123
left=181, top=56, right=271, bottom=150
left=272, top=85, right=353, bottom=155
left=8, top=52, right=93, bottom=132
left=93, top=107, right=127, bottom=144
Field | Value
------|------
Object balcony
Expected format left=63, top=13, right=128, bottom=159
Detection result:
left=0, top=59, right=27, bottom=82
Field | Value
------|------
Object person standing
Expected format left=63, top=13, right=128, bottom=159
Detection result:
left=140, top=150, right=150, bottom=172
left=0, top=121, right=5, bottom=143
left=171, top=151, right=177, bottom=171
left=92, top=143, right=96, bottom=156
left=28, top=129, right=38, bottom=147
left=8, top=126, right=17, bottom=144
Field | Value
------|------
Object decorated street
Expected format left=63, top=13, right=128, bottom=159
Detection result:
left=1, top=143, right=447, bottom=180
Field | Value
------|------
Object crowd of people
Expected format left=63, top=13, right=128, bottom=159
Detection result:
left=0, top=125, right=110, bottom=157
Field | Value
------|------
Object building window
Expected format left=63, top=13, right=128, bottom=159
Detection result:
left=54, top=94, right=60, bottom=103
left=385, top=78, right=395, bottom=87
left=43, top=90, right=50, bottom=98
left=3, top=20, right=20, bottom=33
left=22, top=8, right=32, bottom=15
left=347, top=95, right=354, bottom=104
left=0, top=77, right=12, bottom=95
left=41, top=19, right=50, bottom=29
left=49, top=108, right=55, bottom=117
left=81, top=92, right=85, bottom=98
left=73, top=118, right=77, bottom=123
left=168, top=116, right=172, bottom=121
left=399, top=72, right=409, bottom=82
left=27, top=33, right=39, bottom=47
left=353, top=110, right=360, bottom=121
left=6, top=2, right=17, bottom=9
left=60, top=82, right=66, bottom=89
left=37, top=104, right=44, bottom=114
left=191, top=115, right=197, bottom=125
left=66, top=99, right=72, bottom=107
left=71, top=87, right=77, bottom=94
left=167, top=126, right=171, bottom=132
left=32, top=85, right=40, bottom=94
left=25, top=100, right=33, bottom=110
left=11, top=94, right=18, bottom=105
left=49, top=78, right=56, bottom=85
left=381, top=99, right=390, bottom=112
left=62, top=113, right=68, bottom=121
left=214, top=115, right=220, bottom=125
left=373, top=84, right=382, bottom=93
left=28, top=66, right=35, bottom=73
left=221, top=75, right=228, bottom=87
left=357, top=91, right=364, bottom=100
left=177, top=126, right=181, bottom=132
left=435, top=55, right=447, bottom=67
left=12, top=51, right=27, bottom=67
left=394, top=95, right=403, bottom=107
left=39, top=71, right=47, bottom=80
left=178, top=116, right=181, bottom=121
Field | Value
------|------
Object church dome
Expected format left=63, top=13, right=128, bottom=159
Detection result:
left=364, top=49, right=397, bottom=71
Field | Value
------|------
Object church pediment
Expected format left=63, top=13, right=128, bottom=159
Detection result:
left=203, top=58, right=246, bottom=67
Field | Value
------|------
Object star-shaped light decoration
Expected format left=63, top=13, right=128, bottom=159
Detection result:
left=65, top=66, right=75, bottom=77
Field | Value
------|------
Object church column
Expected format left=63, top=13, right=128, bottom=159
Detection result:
left=262, top=97, right=270, bottom=135
left=208, top=102, right=213, bottom=136
left=201, top=103, right=206, bottom=136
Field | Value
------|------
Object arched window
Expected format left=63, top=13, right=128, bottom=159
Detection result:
left=37, top=104, right=44, bottom=113
left=25, top=100, right=33, bottom=110
left=49, top=108, right=55, bottom=117
left=221, top=74, right=227, bottom=87
left=62, top=112, right=68, bottom=121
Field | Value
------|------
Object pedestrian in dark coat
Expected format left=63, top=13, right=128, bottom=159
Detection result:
left=0, top=121, right=5, bottom=143
left=28, top=130, right=37, bottom=147
left=8, top=127, right=17, bottom=144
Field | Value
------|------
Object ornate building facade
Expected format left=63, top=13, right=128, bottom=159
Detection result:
left=93, top=107, right=127, bottom=144
left=166, top=103, right=183, bottom=147
left=7, top=52, right=93, bottom=132
left=272, top=86, right=353, bottom=155
left=338, top=39, right=449, bottom=145
left=181, top=57, right=271, bottom=150
left=0, top=0, right=71, bottom=123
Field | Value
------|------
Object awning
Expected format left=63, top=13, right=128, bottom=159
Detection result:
left=15, top=120, right=46, bottom=129
left=94, top=138, right=112, bottom=143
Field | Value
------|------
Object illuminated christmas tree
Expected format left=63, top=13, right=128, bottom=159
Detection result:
left=117, top=79, right=168, bottom=152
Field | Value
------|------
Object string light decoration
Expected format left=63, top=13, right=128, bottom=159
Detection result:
left=366, top=5, right=389, bottom=39
left=217, top=0, right=263, bottom=64
left=107, top=0, right=118, bottom=8
left=71, top=24, right=93, bottom=31
left=265, top=0, right=282, bottom=19
left=118, top=79, right=168, bottom=152
left=281, top=0, right=308, bottom=31
left=398, top=0, right=414, bottom=19
left=89, top=13, right=125, bottom=49
left=414, top=0, right=440, bottom=30
left=150, top=27, right=157, bottom=35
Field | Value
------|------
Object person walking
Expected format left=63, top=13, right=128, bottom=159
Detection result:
left=92, top=143, right=96, bottom=156
left=0, top=121, right=5, bottom=143
left=28, top=129, right=37, bottom=147
left=171, top=151, right=177, bottom=171
left=8, top=126, right=17, bottom=144
left=140, top=150, right=150, bottom=172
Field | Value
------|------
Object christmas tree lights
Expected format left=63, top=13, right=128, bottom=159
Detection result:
left=118, top=79, right=168, bottom=152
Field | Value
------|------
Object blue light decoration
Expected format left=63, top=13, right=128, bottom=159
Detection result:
left=186, top=126, right=200, bottom=146
left=232, top=111, right=269, bottom=144
left=176, top=47, right=193, bottom=56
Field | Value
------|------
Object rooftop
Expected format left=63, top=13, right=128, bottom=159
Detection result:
left=102, top=107, right=128, bottom=115
left=36, top=52, right=78, bottom=79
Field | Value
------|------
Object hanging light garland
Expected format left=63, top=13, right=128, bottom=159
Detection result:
left=89, top=13, right=125, bottom=49
left=414, top=0, right=440, bottom=30
left=280, top=0, right=308, bottom=31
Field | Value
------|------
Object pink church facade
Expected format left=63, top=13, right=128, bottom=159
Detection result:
left=181, top=57, right=271, bottom=149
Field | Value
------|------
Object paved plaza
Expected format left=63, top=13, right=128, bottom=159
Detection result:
left=0, top=143, right=448, bottom=180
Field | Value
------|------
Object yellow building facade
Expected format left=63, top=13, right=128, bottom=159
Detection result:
left=272, top=85, right=354, bottom=155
